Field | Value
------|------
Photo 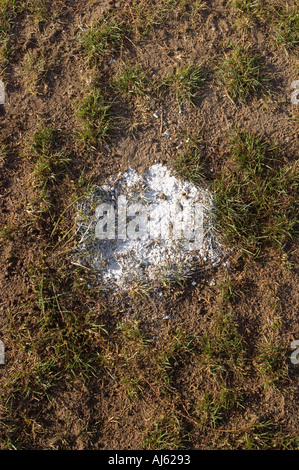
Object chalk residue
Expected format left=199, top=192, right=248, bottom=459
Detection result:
left=73, top=164, right=224, bottom=290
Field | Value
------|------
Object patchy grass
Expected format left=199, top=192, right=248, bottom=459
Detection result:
left=127, top=0, right=175, bottom=37
left=216, top=276, right=243, bottom=303
left=160, top=64, right=206, bottom=107
left=0, top=0, right=298, bottom=452
left=112, top=61, right=153, bottom=106
left=172, top=134, right=206, bottom=184
left=212, top=131, right=298, bottom=254
left=0, top=1, right=58, bottom=38
left=80, top=16, right=126, bottom=66
left=255, top=335, right=289, bottom=390
left=0, top=0, right=18, bottom=38
left=26, top=126, right=71, bottom=216
left=0, top=142, right=7, bottom=161
left=0, top=38, right=12, bottom=69
left=194, top=310, right=245, bottom=428
left=23, top=0, right=49, bottom=20
left=23, top=50, right=55, bottom=93
left=218, top=45, right=269, bottom=103
left=1, top=260, right=108, bottom=446
left=276, top=7, right=299, bottom=50
left=236, top=421, right=292, bottom=450
left=0, top=223, right=17, bottom=247
left=75, top=88, right=116, bottom=146
left=127, top=0, right=206, bottom=36
left=143, top=413, right=184, bottom=450
left=229, top=0, right=263, bottom=15
left=229, top=1, right=299, bottom=51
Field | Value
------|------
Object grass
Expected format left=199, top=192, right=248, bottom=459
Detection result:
left=236, top=421, right=285, bottom=450
left=31, top=125, right=58, bottom=155
left=127, top=0, right=174, bottom=37
left=172, top=134, right=206, bottom=184
left=0, top=0, right=18, bottom=38
left=229, top=0, right=262, bottom=15
left=229, top=1, right=299, bottom=51
left=1, top=261, right=108, bottom=446
left=1, top=257, right=294, bottom=448
left=256, top=336, right=289, bottom=389
left=112, top=61, right=152, bottom=101
left=276, top=7, right=299, bottom=50
left=0, top=142, right=7, bottom=161
left=0, top=1, right=56, bottom=38
left=160, top=64, right=206, bottom=107
left=0, top=0, right=298, bottom=452
left=196, top=388, right=242, bottom=428
left=216, top=277, right=243, bottom=303
left=112, top=62, right=207, bottom=109
left=23, top=50, right=55, bottom=93
left=0, top=38, right=13, bottom=69
left=31, top=127, right=71, bottom=188
left=199, top=310, right=245, bottom=366
left=104, top=321, right=196, bottom=400
left=115, top=320, right=149, bottom=399
left=191, top=310, right=245, bottom=429
left=212, top=130, right=298, bottom=254
left=24, top=0, right=49, bottom=21
left=0, top=224, right=17, bottom=247
left=75, top=88, right=116, bottom=146
left=218, top=45, right=269, bottom=103
left=80, top=16, right=126, bottom=66
left=27, top=126, right=71, bottom=216
left=127, top=0, right=206, bottom=36
left=143, top=413, right=184, bottom=450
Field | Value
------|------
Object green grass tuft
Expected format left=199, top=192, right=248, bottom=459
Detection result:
left=172, top=134, right=206, bottom=184
left=276, top=7, right=299, bottom=50
left=213, top=131, right=298, bottom=254
left=76, top=88, right=116, bottom=146
left=160, top=64, right=206, bottom=107
left=80, top=17, right=126, bottom=66
left=218, top=46, right=269, bottom=103
left=112, top=61, right=152, bottom=99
